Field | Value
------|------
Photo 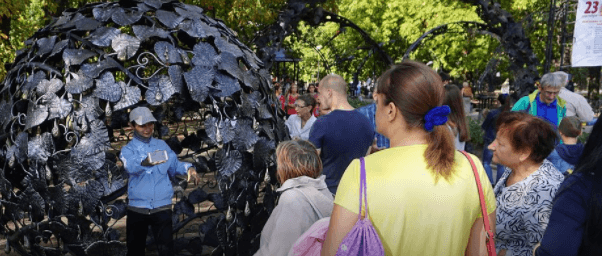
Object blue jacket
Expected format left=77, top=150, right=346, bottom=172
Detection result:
left=119, top=137, right=191, bottom=209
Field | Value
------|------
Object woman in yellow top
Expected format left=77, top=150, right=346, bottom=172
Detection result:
left=322, top=60, right=496, bottom=256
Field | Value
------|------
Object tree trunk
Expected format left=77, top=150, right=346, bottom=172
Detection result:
left=0, top=17, right=11, bottom=41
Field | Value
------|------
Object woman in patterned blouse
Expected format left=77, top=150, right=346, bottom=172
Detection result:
left=487, top=112, right=564, bottom=256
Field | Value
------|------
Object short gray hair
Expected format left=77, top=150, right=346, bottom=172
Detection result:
left=552, top=71, right=570, bottom=88
left=540, top=72, right=565, bottom=89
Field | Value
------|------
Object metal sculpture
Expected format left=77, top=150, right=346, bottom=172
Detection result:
left=462, top=0, right=541, bottom=97
left=0, top=0, right=286, bottom=255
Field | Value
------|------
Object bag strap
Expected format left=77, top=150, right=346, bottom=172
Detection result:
left=359, top=157, right=369, bottom=220
left=295, top=188, right=324, bottom=219
left=459, top=150, right=497, bottom=256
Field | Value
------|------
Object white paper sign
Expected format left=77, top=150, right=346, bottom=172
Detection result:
left=572, top=0, right=602, bottom=67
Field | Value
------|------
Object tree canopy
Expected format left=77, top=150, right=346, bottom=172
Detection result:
left=0, top=0, right=587, bottom=91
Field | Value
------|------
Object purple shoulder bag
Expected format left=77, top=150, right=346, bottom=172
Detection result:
left=336, top=157, right=385, bottom=256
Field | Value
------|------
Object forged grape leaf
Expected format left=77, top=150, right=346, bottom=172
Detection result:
left=49, top=39, right=69, bottom=58
left=36, top=78, right=64, bottom=96
left=28, top=132, right=54, bottom=163
left=0, top=100, right=12, bottom=129
left=242, top=70, right=260, bottom=90
left=192, top=41, right=217, bottom=67
left=66, top=71, right=93, bottom=94
left=156, top=10, right=184, bottom=29
left=145, top=75, right=175, bottom=105
left=113, top=82, right=140, bottom=110
left=71, top=120, right=110, bottom=170
left=63, top=49, right=97, bottom=66
left=178, top=19, right=215, bottom=39
left=88, top=27, right=121, bottom=47
left=111, top=8, right=142, bottom=26
left=184, top=66, right=215, bottom=103
left=22, top=71, right=46, bottom=92
left=25, top=101, right=49, bottom=130
left=76, top=96, right=104, bottom=121
left=232, top=118, right=259, bottom=151
left=218, top=51, right=243, bottom=81
left=94, top=72, right=122, bottom=102
left=213, top=71, right=240, bottom=98
left=80, top=59, right=119, bottom=79
left=93, top=5, right=116, bottom=22
left=112, top=34, right=140, bottom=61
left=215, top=148, right=242, bottom=177
left=43, top=93, right=72, bottom=120
left=133, top=25, right=171, bottom=42
left=168, top=65, right=184, bottom=94
left=36, top=36, right=57, bottom=57
left=154, top=41, right=183, bottom=64
left=214, top=36, right=244, bottom=58
left=75, top=17, right=101, bottom=31
left=143, top=0, right=163, bottom=9
left=174, top=3, right=204, bottom=20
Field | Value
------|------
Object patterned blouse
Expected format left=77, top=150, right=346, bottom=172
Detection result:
left=494, top=160, right=564, bottom=256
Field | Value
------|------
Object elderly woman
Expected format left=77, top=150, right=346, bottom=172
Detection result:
left=255, top=140, right=333, bottom=256
left=285, top=95, right=317, bottom=140
left=511, top=72, right=567, bottom=128
left=488, top=112, right=564, bottom=256
left=322, top=61, right=495, bottom=256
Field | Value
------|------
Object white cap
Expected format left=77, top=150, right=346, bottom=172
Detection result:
left=129, top=107, right=157, bottom=125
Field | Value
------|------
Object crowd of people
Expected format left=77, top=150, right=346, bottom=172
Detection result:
left=118, top=58, right=600, bottom=255
left=253, top=60, right=602, bottom=256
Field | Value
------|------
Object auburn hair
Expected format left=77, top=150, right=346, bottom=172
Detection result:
left=495, top=112, right=558, bottom=163
left=376, top=60, right=455, bottom=181
left=275, top=140, right=322, bottom=184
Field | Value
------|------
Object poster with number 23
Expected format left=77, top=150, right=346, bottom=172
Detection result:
left=573, top=0, right=602, bottom=66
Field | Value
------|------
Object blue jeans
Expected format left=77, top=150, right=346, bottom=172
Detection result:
left=482, top=143, right=505, bottom=186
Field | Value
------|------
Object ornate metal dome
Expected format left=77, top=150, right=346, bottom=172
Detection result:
left=0, top=0, right=286, bottom=255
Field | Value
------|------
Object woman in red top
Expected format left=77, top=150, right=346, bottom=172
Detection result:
left=285, top=82, right=299, bottom=116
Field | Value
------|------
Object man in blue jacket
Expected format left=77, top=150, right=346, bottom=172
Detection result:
left=119, top=106, right=199, bottom=256
left=511, top=72, right=567, bottom=128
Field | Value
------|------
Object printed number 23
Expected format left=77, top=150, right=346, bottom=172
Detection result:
left=585, top=1, right=599, bottom=14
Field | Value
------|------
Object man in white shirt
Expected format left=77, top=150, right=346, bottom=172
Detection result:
left=285, top=94, right=317, bottom=140
left=554, top=71, right=594, bottom=122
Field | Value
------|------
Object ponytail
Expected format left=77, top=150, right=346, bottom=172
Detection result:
left=425, top=125, right=456, bottom=182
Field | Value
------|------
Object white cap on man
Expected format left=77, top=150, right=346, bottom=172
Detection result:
left=129, top=107, right=157, bottom=125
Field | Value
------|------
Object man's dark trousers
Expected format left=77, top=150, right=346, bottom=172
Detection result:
left=126, top=209, right=174, bottom=256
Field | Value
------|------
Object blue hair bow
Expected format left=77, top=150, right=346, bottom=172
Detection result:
left=424, top=105, right=451, bottom=132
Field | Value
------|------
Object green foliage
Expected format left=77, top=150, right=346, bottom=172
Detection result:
left=0, top=0, right=46, bottom=78
left=283, top=0, right=499, bottom=84
left=184, top=0, right=288, bottom=45
left=579, top=132, right=590, bottom=145
left=468, top=116, right=484, bottom=145
left=348, top=97, right=370, bottom=109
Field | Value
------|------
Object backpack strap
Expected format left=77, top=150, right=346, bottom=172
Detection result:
left=359, top=157, right=369, bottom=220
left=295, top=188, right=324, bottom=219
